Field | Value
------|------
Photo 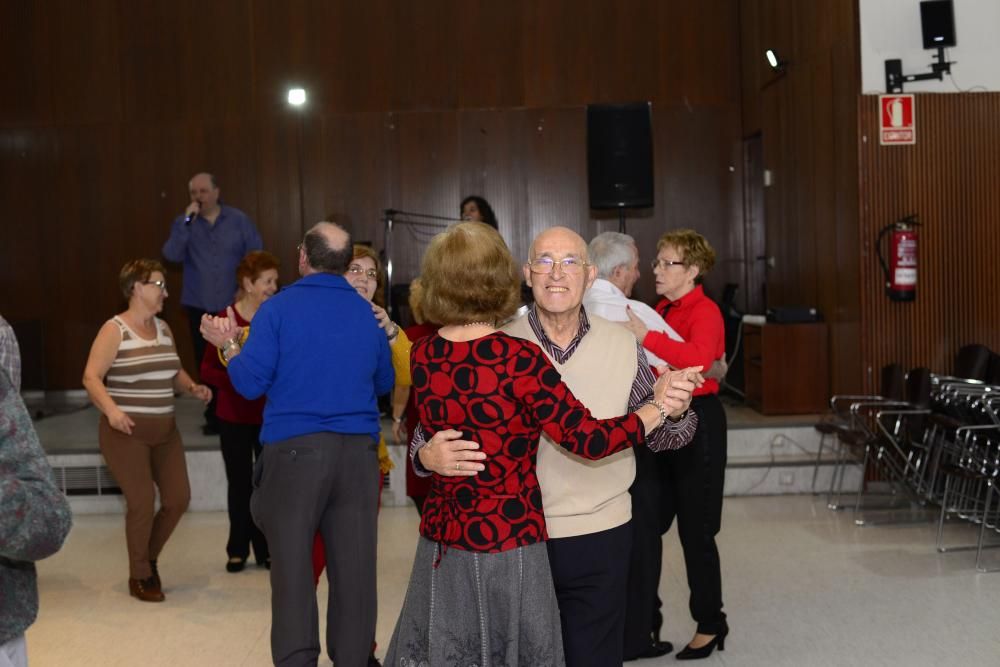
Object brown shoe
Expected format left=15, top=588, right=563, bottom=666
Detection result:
left=128, top=576, right=165, bottom=602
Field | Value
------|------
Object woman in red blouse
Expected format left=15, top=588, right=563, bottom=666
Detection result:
left=200, top=250, right=279, bottom=573
left=622, top=228, right=729, bottom=660
left=385, top=222, right=696, bottom=667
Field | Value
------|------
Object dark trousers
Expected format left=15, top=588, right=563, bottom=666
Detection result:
left=218, top=419, right=268, bottom=562
left=184, top=305, right=217, bottom=426
left=623, top=444, right=664, bottom=656
left=659, top=393, right=728, bottom=635
left=546, top=522, right=632, bottom=667
left=250, top=433, right=380, bottom=667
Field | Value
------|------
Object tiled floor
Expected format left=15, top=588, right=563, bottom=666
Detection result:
left=27, top=494, right=1000, bottom=666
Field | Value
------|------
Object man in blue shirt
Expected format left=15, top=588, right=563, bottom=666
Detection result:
left=202, top=221, right=394, bottom=667
left=162, top=172, right=262, bottom=433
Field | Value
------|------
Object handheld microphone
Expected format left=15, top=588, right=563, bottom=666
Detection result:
left=184, top=211, right=196, bottom=226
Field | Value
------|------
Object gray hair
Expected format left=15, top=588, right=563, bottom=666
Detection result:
left=588, top=232, right=637, bottom=279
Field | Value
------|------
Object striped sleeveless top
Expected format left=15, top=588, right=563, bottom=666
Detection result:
left=105, top=316, right=181, bottom=415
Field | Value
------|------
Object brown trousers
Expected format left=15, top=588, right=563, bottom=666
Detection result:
left=99, top=414, right=191, bottom=579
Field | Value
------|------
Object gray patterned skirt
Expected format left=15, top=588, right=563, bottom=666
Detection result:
left=384, top=537, right=565, bottom=667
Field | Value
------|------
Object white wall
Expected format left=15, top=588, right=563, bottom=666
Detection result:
left=860, top=0, right=1000, bottom=94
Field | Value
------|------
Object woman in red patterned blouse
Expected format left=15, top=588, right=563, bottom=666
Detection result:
left=385, top=222, right=698, bottom=667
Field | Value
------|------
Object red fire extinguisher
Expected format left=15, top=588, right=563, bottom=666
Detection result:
left=876, top=215, right=920, bottom=302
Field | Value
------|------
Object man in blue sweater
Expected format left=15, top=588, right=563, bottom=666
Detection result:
left=202, top=221, right=394, bottom=667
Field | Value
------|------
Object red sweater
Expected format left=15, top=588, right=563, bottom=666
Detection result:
left=199, top=306, right=267, bottom=424
left=413, top=332, right=645, bottom=553
left=642, top=285, right=724, bottom=397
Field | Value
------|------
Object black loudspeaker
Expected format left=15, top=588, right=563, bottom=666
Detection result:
left=587, top=102, right=654, bottom=210
left=920, top=0, right=956, bottom=49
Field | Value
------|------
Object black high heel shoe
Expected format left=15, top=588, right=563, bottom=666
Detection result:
left=675, top=623, right=728, bottom=660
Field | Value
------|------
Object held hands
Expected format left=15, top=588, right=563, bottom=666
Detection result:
left=108, top=408, right=136, bottom=435
left=621, top=306, right=650, bottom=342
left=652, top=366, right=704, bottom=418
left=200, top=307, right=241, bottom=348
left=417, top=429, right=486, bottom=477
left=184, top=201, right=200, bottom=220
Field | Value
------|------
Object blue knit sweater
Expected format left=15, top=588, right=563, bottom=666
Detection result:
left=227, top=272, right=394, bottom=444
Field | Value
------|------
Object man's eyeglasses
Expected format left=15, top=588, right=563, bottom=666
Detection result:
left=347, top=264, right=378, bottom=280
left=650, top=259, right=686, bottom=271
left=528, top=257, right=588, bottom=275
left=143, top=280, right=167, bottom=291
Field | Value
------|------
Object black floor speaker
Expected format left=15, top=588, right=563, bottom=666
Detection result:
left=587, top=102, right=654, bottom=210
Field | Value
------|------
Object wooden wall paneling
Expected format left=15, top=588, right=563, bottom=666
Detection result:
left=524, top=108, right=589, bottom=251
left=386, top=111, right=461, bottom=282
left=318, top=112, right=393, bottom=246
left=590, top=0, right=660, bottom=105
left=48, top=0, right=122, bottom=124
left=45, top=125, right=127, bottom=389
left=858, top=94, right=1000, bottom=387
left=118, top=0, right=254, bottom=122
left=658, top=0, right=741, bottom=108
left=254, top=115, right=307, bottom=288
left=252, top=0, right=351, bottom=114
left=0, top=1, right=54, bottom=124
left=649, top=105, right=744, bottom=304
left=455, top=1, right=526, bottom=109
left=457, top=110, right=531, bottom=260
left=0, top=128, right=56, bottom=313
left=387, top=0, right=461, bottom=111
left=739, top=0, right=763, bottom=136
left=830, top=38, right=860, bottom=393
left=790, top=63, right=818, bottom=308
left=522, top=0, right=599, bottom=107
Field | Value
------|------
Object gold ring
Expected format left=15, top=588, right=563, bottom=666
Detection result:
left=454, top=462, right=460, bottom=471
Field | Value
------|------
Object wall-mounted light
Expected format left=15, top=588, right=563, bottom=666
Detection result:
left=287, top=88, right=307, bottom=107
left=765, top=49, right=785, bottom=71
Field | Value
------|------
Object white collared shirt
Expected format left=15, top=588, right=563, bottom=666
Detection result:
left=583, top=278, right=683, bottom=368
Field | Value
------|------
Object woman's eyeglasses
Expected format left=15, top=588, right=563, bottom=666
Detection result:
left=347, top=265, right=378, bottom=280
left=143, top=280, right=167, bottom=291
left=650, top=259, right=686, bottom=270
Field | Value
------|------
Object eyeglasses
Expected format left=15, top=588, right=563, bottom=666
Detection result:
left=143, top=280, right=167, bottom=291
left=528, top=257, right=588, bottom=275
left=650, top=259, right=686, bottom=271
left=347, top=264, right=378, bottom=280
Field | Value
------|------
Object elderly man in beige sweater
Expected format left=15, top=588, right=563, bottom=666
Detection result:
left=414, top=227, right=699, bottom=666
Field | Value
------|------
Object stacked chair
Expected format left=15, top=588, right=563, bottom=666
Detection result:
left=813, top=344, right=1000, bottom=571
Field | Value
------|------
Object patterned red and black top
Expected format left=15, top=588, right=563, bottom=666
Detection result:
left=412, top=331, right=647, bottom=554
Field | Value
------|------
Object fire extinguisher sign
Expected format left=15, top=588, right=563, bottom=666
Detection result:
left=879, top=94, right=915, bottom=145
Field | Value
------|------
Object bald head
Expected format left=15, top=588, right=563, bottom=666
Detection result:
left=525, top=226, right=597, bottom=318
left=301, top=221, right=352, bottom=275
left=528, top=226, right=588, bottom=262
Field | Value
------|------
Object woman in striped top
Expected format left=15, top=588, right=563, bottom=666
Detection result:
left=83, top=259, right=211, bottom=603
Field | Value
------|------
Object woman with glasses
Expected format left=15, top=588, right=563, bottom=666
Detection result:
left=620, top=229, right=729, bottom=660
left=82, top=259, right=211, bottom=602
left=198, top=250, right=279, bottom=574
left=385, top=222, right=698, bottom=667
